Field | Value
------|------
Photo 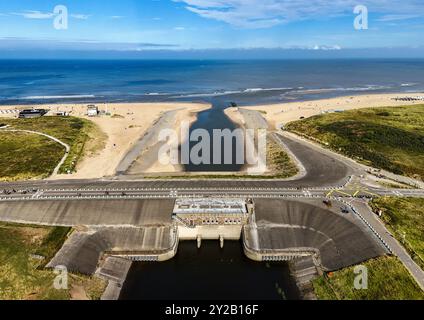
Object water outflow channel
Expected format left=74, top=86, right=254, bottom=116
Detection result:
left=119, top=241, right=301, bottom=300
left=183, top=98, right=245, bottom=172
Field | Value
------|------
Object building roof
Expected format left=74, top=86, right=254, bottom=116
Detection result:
left=19, top=109, right=47, bottom=114
left=174, top=198, right=247, bottom=215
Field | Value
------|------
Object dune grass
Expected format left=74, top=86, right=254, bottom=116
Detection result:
left=286, top=105, right=424, bottom=180
left=0, top=223, right=106, bottom=300
left=313, top=256, right=424, bottom=300
left=370, top=197, right=424, bottom=270
left=0, top=132, right=64, bottom=181
left=267, top=138, right=299, bottom=178
left=0, top=116, right=106, bottom=180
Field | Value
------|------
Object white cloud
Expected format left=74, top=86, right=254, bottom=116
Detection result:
left=377, top=14, right=421, bottom=22
left=311, top=44, right=342, bottom=50
left=12, top=10, right=90, bottom=20
left=173, top=0, right=424, bottom=29
left=71, top=14, right=91, bottom=20
left=13, top=10, right=54, bottom=19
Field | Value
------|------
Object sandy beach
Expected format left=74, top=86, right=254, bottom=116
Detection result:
left=0, top=102, right=209, bottom=179
left=229, top=92, right=424, bottom=130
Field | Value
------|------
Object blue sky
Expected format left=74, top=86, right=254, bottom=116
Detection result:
left=0, top=0, right=423, bottom=58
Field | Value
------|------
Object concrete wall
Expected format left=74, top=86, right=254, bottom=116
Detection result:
left=47, top=226, right=177, bottom=275
left=0, top=199, right=175, bottom=227
left=178, top=225, right=243, bottom=241
left=245, top=199, right=388, bottom=271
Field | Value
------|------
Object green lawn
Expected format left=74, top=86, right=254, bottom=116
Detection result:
left=370, top=197, right=424, bottom=270
left=313, top=256, right=424, bottom=300
left=0, top=116, right=106, bottom=180
left=0, top=223, right=106, bottom=300
left=286, top=105, right=424, bottom=180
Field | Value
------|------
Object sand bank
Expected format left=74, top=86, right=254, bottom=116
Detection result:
left=0, top=102, right=209, bottom=179
left=234, top=93, right=424, bottom=130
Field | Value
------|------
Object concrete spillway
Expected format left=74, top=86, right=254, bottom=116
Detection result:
left=0, top=199, right=174, bottom=227
left=1, top=197, right=388, bottom=276
left=48, top=226, right=176, bottom=275
left=244, top=199, right=387, bottom=271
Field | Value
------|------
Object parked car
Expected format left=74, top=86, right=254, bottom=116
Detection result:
left=323, top=200, right=332, bottom=207
left=341, top=206, right=350, bottom=214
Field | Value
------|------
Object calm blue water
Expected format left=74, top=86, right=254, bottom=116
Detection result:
left=1, top=59, right=424, bottom=105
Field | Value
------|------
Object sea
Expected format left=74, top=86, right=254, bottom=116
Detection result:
left=1, top=59, right=423, bottom=106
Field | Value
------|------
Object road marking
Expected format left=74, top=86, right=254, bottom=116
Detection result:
left=392, top=190, right=404, bottom=197
left=326, top=190, right=334, bottom=197
left=332, top=189, right=352, bottom=197
left=31, top=190, right=43, bottom=199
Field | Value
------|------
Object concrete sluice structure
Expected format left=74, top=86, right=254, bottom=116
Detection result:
left=244, top=199, right=388, bottom=271
left=173, top=198, right=252, bottom=244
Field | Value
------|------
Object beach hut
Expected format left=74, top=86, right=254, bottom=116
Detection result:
left=87, top=105, right=99, bottom=117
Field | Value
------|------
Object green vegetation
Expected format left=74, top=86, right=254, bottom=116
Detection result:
left=313, top=256, right=424, bottom=300
left=267, top=138, right=299, bottom=178
left=0, top=116, right=106, bottom=180
left=286, top=105, right=424, bottom=180
left=370, top=197, right=424, bottom=270
left=0, top=223, right=106, bottom=300
left=0, top=132, right=64, bottom=181
left=34, top=226, right=72, bottom=268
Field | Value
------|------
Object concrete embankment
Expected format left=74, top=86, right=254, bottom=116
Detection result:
left=98, top=257, right=133, bottom=300
left=243, top=198, right=388, bottom=271
left=47, top=226, right=178, bottom=275
left=0, top=198, right=174, bottom=227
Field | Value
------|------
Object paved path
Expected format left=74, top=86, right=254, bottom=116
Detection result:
left=1, top=128, right=70, bottom=176
left=352, top=200, right=424, bottom=291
